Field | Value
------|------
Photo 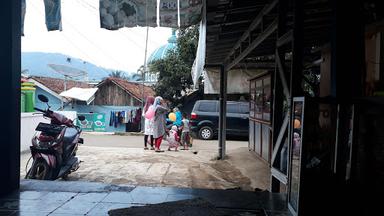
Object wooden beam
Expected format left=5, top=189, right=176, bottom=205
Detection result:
left=224, top=0, right=278, bottom=64
left=271, top=167, right=288, bottom=185
left=271, top=114, right=289, bottom=164
left=276, top=49, right=290, bottom=99
left=226, top=19, right=278, bottom=71
left=277, top=30, right=293, bottom=47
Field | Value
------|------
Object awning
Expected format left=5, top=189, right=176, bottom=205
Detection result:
left=60, top=87, right=98, bottom=105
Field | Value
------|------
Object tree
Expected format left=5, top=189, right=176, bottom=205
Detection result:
left=149, top=25, right=199, bottom=107
left=109, top=70, right=127, bottom=79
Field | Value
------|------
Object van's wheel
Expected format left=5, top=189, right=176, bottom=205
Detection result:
left=199, top=126, right=213, bottom=140
left=26, top=159, right=53, bottom=180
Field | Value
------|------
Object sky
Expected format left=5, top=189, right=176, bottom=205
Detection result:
left=22, top=0, right=172, bottom=74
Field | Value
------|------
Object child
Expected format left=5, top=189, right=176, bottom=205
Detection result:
left=180, top=113, right=191, bottom=150
left=166, top=125, right=180, bottom=151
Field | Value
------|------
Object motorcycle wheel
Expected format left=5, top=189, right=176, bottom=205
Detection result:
left=26, top=159, right=53, bottom=180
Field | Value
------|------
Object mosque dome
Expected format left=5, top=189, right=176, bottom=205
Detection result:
left=147, top=30, right=177, bottom=63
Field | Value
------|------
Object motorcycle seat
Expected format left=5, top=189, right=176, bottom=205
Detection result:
left=63, top=127, right=78, bottom=145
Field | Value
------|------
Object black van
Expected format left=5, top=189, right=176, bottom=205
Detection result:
left=190, top=100, right=249, bottom=140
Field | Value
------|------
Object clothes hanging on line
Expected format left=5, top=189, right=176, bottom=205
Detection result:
left=109, top=108, right=142, bottom=129
left=44, top=0, right=62, bottom=31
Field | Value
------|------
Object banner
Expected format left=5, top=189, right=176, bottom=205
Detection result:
left=204, top=68, right=268, bottom=94
left=100, top=0, right=157, bottom=30
left=159, top=0, right=202, bottom=27
left=77, top=113, right=106, bottom=132
left=93, top=113, right=106, bottom=132
left=77, top=113, right=94, bottom=131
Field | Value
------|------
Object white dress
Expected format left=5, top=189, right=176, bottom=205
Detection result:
left=143, top=112, right=154, bottom=135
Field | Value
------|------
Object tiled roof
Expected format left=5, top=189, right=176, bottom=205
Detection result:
left=100, top=77, right=155, bottom=101
left=31, top=76, right=90, bottom=94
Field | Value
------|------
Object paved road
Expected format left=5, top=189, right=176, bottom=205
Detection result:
left=80, top=132, right=248, bottom=152
left=21, top=133, right=269, bottom=191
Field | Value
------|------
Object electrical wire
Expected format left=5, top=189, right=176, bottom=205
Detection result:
left=27, top=0, right=120, bottom=78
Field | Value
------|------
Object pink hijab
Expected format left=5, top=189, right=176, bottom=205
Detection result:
left=144, top=96, right=155, bottom=113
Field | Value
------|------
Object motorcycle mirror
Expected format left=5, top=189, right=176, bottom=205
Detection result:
left=38, top=94, right=49, bottom=103
left=78, top=115, right=86, bottom=121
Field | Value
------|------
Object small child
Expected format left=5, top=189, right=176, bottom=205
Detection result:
left=180, top=113, right=191, bottom=150
left=166, top=125, right=180, bottom=151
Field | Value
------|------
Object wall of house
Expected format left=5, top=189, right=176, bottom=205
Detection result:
left=20, top=113, right=50, bottom=152
left=93, top=82, right=141, bottom=106
left=64, top=104, right=142, bottom=132
left=34, top=86, right=62, bottom=111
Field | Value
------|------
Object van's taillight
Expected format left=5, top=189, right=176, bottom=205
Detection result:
left=191, top=113, right=198, bottom=119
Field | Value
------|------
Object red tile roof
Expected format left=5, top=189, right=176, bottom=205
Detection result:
left=99, top=77, right=155, bottom=102
left=31, top=76, right=90, bottom=94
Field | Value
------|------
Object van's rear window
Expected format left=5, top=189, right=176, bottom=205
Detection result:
left=198, top=102, right=216, bottom=112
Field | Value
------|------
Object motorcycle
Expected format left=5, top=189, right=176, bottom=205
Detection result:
left=25, top=94, right=85, bottom=180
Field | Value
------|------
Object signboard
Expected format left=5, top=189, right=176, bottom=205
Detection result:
left=77, top=113, right=94, bottom=131
left=93, top=113, right=106, bottom=132
left=77, top=113, right=106, bottom=132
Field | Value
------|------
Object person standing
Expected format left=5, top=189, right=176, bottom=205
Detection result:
left=180, top=113, right=191, bottom=150
left=152, top=96, right=169, bottom=152
left=173, top=107, right=183, bottom=128
left=142, top=96, right=155, bottom=150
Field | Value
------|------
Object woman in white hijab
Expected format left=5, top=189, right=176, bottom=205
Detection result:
left=152, top=96, right=169, bottom=152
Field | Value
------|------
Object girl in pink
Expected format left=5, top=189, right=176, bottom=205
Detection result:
left=167, top=125, right=180, bottom=151
left=142, top=96, right=155, bottom=150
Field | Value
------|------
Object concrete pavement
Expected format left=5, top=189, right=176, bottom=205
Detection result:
left=20, top=133, right=270, bottom=191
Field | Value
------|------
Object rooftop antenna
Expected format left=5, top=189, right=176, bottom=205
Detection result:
left=48, top=64, right=87, bottom=109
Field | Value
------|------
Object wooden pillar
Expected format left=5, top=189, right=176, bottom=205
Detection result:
left=271, top=0, right=288, bottom=193
left=218, top=65, right=227, bottom=159
left=0, top=0, right=21, bottom=196
left=331, top=0, right=364, bottom=214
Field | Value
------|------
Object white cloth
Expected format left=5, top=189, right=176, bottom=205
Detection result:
left=144, top=118, right=154, bottom=135
left=182, top=119, right=190, bottom=132
left=143, top=112, right=154, bottom=135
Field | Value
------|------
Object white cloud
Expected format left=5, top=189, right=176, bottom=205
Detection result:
left=22, top=0, right=172, bottom=73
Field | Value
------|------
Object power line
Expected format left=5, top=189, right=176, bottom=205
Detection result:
left=27, top=0, right=113, bottom=79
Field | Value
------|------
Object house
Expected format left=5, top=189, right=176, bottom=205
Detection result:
left=28, top=76, right=90, bottom=110
left=94, top=77, right=155, bottom=106
left=64, top=77, right=155, bottom=133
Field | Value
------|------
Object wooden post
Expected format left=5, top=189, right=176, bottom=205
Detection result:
left=219, top=65, right=227, bottom=159
left=0, top=0, right=21, bottom=195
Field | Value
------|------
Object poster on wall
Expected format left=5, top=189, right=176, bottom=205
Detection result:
left=100, top=0, right=157, bottom=30
left=93, top=113, right=106, bottom=132
left=77, top=113, right=106, bottom=132
left=77, top=113, right=94, bottom=131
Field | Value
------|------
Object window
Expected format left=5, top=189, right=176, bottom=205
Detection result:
left=250, top=74, right=272, bottom=123
left=240, top=104, right=250, bottom=114
left=198, top=102, right=216, bottom=112
left=255, top=80, right=263, bottom=119
left=227, top=104, right=239, bottom=113
left=263, top=77, right=271, bottom=121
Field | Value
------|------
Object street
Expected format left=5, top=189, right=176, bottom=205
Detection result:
left=20, top=133, right=270, bottom=191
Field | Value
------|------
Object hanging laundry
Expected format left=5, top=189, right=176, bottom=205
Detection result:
left=99, top=0, right=157, bottom=30
left=44, top=0, right=62, bottom=31
left=124, top=110, right=129, bottom=123
left=21, top=0, right=26, bottom=36
left=109, top=111, right=114, bottom=126
left=134, top=108, right=142, bottom=124
left=114, top=111, right=119, bottom=127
